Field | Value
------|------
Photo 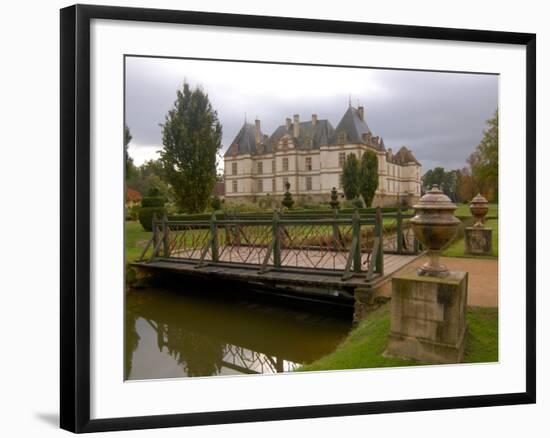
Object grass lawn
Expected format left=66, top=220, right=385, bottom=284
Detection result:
left=296, top=304, right=498, bottom=372
left=125, top=221, right=153, bottom=262
left=442, top=218, right=498, bottom=258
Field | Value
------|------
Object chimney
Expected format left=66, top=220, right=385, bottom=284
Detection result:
left=358, top=106, right=364, bottom=121
left=285, top=117, right=292, bottom=130
left=293, top=114, right=300, bottom=138
left=255, top=118, right=261, bottom=144
left=312, top=114, right=318, bottom=126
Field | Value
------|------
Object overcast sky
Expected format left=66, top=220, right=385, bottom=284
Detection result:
left=125, top=56, right=498, bottom=172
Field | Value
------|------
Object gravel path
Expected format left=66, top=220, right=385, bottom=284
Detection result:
left=376, top=255, right=498, bottom=308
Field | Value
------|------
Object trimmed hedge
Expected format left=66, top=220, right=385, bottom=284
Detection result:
left=138, top=196, right=166, bottom=231
left=138, top=207, right=166, bottom=231
left=141, top=196, right=165, bottom=208
left=165, top=206, right=402, bottom=222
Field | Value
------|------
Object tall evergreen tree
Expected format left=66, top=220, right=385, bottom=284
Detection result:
left=160, top=83, right=222, bottom=213
left=342, top=154, right=360, bottom=200
left=124, top=125, right=135, bottom=178
left=358, top=150, right=379, bottom=207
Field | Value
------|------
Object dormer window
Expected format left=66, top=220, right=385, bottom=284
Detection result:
left=304, top=136, right=313, bottom=149
left=337, top=131, right=347, bottom=144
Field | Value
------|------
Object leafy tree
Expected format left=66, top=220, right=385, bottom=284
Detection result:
left=342, top=154, right=360, bottom=200
left=358, top=150, right=379, bottom=207
left=456, top=167, right=477, bottom=203
left=470, top=110, right=498, bottom=201
left=422, top=167, right=459, bottom=202
left=422, top=167, right=446, bottom=193
left=124, top=125, right=137, bottom=179
left=160, top=82, right=222, bottom=213
left=126, top=159, right=172, bottom=202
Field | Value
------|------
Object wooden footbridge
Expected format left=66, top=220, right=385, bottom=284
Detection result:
left=132, top=208, right=423, bottom=301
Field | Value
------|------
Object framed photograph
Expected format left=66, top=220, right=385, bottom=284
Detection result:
left=60, top=4, right=536, bottom=433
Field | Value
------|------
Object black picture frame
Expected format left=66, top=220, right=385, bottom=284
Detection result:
left=60, top=4, right=536, bottom=433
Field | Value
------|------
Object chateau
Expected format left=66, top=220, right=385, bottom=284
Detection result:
left=223, top=105, right=422, bottom=207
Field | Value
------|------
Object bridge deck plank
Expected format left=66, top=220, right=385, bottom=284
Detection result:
left=132, top=252, right=421, bottom=291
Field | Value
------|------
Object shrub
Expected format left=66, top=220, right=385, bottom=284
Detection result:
left=138, top=195, right=166, bottom=231
left=352, top=197, right=364, bottom=209
left=281, top=189, right=294, bottom=209
left=141, top=196, right=165, bottom=208
left=329, top=187, right=340, bottom=210
left=258, top=194, right=275, bottom=210
left=126, top=204, right=140, bottom=221
left=211, top=196, right=222, bottom=211
left=138, top=207, right=166, bottom=231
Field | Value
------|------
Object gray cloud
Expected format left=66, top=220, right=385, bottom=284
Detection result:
left=125, top=57, right=498, bottom=171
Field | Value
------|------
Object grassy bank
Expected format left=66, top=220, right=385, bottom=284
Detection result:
left=126, top=221, right=153, bottom=262
left=442, top=218, right=498, bottom=258
left=297, top=304, right=498, bottom=371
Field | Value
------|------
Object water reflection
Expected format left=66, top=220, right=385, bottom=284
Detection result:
left=125, top=286, right=351, bottom=380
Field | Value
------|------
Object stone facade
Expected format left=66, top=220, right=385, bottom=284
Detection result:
left=224, top=105, right=422, bottom=207
left=465, top=227, right=493, bottom=256
left=385, top=270, right=468, bottom=364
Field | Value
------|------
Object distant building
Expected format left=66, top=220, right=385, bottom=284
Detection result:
left=223, top=105, right=422, bottom=207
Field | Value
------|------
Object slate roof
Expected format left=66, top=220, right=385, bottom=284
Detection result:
left=333, top=106, right=371, bottom=144
left=223, top=123, right=268, bottom=157
left=223, top=106, right=418, bottom=160
left=391, top=146, right=421, bottom=166
left=268, top=119, right=335, bottom=152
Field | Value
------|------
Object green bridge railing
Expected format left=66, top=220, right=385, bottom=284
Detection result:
left=138, top=207, right=419, bottom=281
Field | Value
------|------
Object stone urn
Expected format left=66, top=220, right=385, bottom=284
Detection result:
left=469, top=193, right=489, bottom=227
left=411, top=185, right=460, bottom=277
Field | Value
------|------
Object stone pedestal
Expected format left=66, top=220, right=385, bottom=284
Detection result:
left=385, top=270, right=468, bottom=364
left=465, top=227, right=493, bottom=256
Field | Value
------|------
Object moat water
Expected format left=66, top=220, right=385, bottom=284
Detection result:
left=125, top=285, right=352, bottom=380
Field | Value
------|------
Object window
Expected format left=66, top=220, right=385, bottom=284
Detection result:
left=283, top=157, right=289, bottom=172
left=272, top=178, right=276, bottom=192
left=232, top=162, right=237, bottom=175
left=232, top=180, right=238, bottom=193
left=337, top=131, right=347, bottom=144
left=258, top=179, right=263, bottom=192
left=304, top=137, right=312, bottom=149
left=282, top=138, right=288, bottom=149
left=283, top=177, right=289, bottom=189
left=306, top=176, right=312, bottom=191
left=338, top=152, right=346, bottom=168
left=271, top=160, right=275, bottom=173
left=339, top=174, right=343, bottom=188
left=257, top=161, right=263, bottom=174
left=306, top=157, right=312, bottom=171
